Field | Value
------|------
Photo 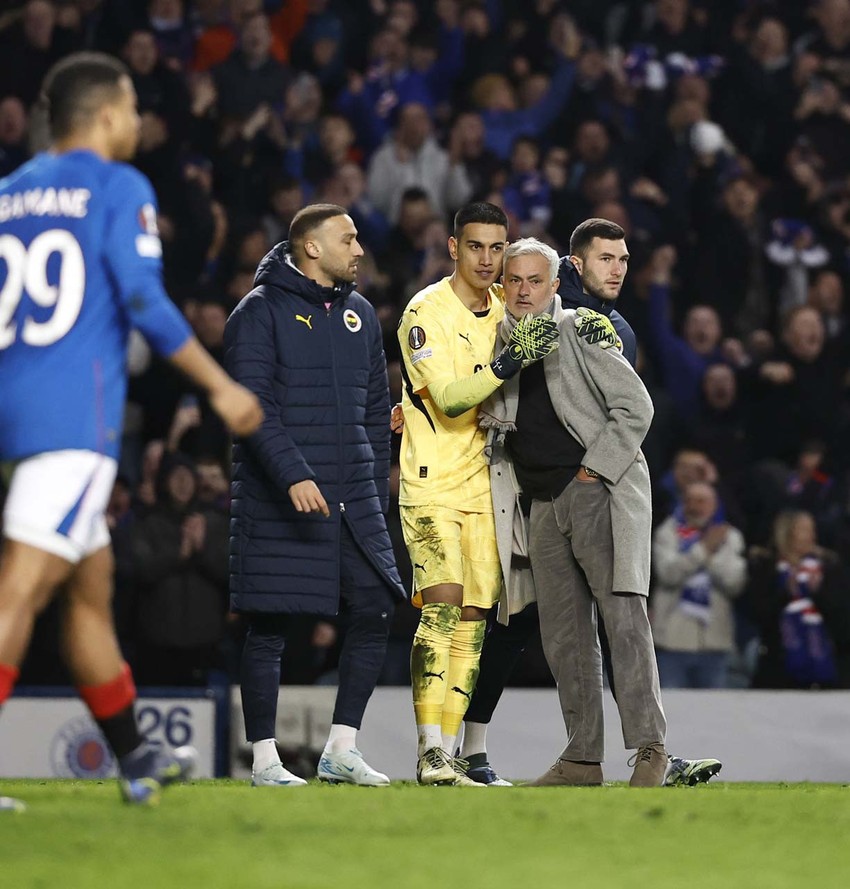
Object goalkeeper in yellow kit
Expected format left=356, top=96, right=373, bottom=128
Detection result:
left=397, top=202, right=560, bottom=785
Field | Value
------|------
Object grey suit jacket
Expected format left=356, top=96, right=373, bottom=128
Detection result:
left=487, top=302, right=654, bottom=623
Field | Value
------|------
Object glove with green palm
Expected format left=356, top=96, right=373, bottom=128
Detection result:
left=574, top=306, right=623, bottom=351
left=491, top=313, right=560, bottom=380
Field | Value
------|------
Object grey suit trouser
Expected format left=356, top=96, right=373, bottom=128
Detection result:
left=529, top=478, right=666, bottom=762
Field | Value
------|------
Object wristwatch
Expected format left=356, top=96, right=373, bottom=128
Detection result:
left=582, top=466, right=601, bottom=479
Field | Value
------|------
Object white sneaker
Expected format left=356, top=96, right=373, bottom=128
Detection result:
left=251, top=762, right=308, bottom=787
left=317, top=748, right=390, bottom=786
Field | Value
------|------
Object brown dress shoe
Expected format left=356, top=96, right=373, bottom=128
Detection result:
left=527, top=759, right=603, bottom=786
left=628, top=743, right=668, bottom=787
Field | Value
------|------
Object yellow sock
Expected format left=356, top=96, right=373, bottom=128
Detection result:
left=441, top=619, right=486, bottom=742
left=411, top=603, right=461, bottom=728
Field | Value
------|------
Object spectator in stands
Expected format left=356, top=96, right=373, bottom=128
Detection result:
left=807, top=269, right=848, bottom=346
left=502, top=136, right=551, bottom=238
left=336, top=26, right=434, bottom=155
left=795, top=0, right=850, bottom=88
left=749, top=509, right=850, bottom=689
left=715, top=16, right=795, bottom=178
left=132, top=454, right=230, bottom=686
left=192, top=0, right=291, bottom=73
left=288, top=112, right=360, bottom=188
left=651, top=481, right=747, bottom=688
left=323, top=162, right=391, bottom=256
left=637, top=0, right=713, bottom=59
left=0, top=0, right=74, bottom=106
left=378, top=186, right=435, bottom=297
left=408, top=10, right=465, bottom=110
left=289, top=0, right=345, bottom=93
left=123, top=28, right=191, bottom=187
left=366, top=101, right=472, bottom=222
left=0, top=97, right=29, bottom=178
left=657, top=446, right=744, bottom=532
left=212, top=11, right=290, bottom=121
left=646, top=246, right=726, bottom=419
left=469, top=12, right=579, bottom=160
left=688, top=363, right=749, bottom=487
left=196, top=455, right=231, bottom=512
left=262, top=176, right=304, bottom=245
left=445, top=111, right=501, bottom=203
left=693, top=175, right=772, bottom=335
left=146, top=0, right=194, bottom=69
left=741, top=305, right=845, bottom=465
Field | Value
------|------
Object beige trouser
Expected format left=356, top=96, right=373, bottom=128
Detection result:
left=529, top=478, right=666, bottom=762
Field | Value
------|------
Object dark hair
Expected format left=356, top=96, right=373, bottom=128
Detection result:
left=569, top=218, right=626, bottom=259
left=453, top=201, right=508, bottom=238
left=288, top=203, right=347, bottom=253
left=41, top=52, right=129, bottom=139
left=400, top=186, right=430, bottom=205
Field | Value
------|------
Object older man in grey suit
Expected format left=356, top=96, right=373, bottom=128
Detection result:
left=481, top=236, right=667, bottom=786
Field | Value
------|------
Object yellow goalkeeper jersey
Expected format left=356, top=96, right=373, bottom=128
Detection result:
left=397, top=276, right=505, bottom=510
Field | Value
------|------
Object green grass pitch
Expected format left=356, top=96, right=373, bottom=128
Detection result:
left=2, top=780, right=849, bottom=889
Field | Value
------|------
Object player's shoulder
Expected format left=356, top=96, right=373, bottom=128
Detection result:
left=228, top=284, right=268, bottom=321
left=0, top=154, right=43, bottom=193
left=104, top=161, right=157, bottom=201
left=402, top=277, right=455, bottom=320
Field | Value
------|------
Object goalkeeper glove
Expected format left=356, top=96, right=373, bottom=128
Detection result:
left=574, top=306, right=623, bottom=351
left=491, top=312, right=560, bottom=380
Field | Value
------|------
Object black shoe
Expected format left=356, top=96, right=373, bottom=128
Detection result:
left=461, top=752, right=513, bottom=786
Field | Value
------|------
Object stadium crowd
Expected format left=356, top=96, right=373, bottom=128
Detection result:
left=3, top=0, right=850, bottom=693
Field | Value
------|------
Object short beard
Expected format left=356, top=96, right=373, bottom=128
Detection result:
left=583, top=277, right=618, bottom=303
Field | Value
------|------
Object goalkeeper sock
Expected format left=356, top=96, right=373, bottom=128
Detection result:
left=252, top=738, right=281, bottom=771
left=461, top=720, right=489, bottom=759
left=411, top=603, right=460, bottom=753
left=441, top=619, right=486, bottom=751
left=324, top=723, right=357, bottom=754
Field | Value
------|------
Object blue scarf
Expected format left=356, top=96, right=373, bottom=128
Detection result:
left=777, top=555, right=837, bottom=686
left=674, top=507, right=712, bottom=625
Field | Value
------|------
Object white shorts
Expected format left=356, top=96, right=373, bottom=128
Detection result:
left=2, top=450, right=118, bottom=563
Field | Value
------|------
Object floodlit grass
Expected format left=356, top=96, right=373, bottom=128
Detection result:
left=2, top=780, right=849, bottom=888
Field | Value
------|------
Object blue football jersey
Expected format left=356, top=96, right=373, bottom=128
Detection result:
left=0, top=150, right=191, bottom=460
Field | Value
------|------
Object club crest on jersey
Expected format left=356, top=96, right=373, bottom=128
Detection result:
left=135, top=203, right=162, bottom=257
left=408, top=326, right=426, bottom=350
left=137, top=203, right=159, bottom=235
left=343, top=309, right=362, bottom=332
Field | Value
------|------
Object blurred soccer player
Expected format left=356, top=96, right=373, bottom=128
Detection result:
left=397, top=202, right=559, bottom=785
left=0, top=52, right=262, bottom=809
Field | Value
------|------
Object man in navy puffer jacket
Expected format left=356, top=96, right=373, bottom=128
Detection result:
left=225, top=204, right=405, bottom=787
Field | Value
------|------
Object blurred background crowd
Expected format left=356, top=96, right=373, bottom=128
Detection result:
left=3, top=0, right=850, bottom=694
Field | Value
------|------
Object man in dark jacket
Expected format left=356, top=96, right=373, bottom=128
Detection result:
left=224, top=204, right=405, bottom=787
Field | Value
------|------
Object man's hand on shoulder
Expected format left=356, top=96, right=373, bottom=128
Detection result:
left=574, top=307, right=623, bottom=352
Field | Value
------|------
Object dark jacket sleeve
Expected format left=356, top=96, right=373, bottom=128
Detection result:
left=364, top=311, right=391, bottom=513
left=224, top=294, right=315, bottom=495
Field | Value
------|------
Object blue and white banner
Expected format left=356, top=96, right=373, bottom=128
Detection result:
left=0, top=692, right=216, bottom=778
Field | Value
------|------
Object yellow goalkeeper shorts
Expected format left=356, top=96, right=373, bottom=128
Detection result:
left=400, top=505, right=501, bottom=610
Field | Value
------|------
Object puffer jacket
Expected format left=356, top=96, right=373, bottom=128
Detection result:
left=224, top=243, right=405, bottom=614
